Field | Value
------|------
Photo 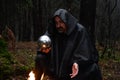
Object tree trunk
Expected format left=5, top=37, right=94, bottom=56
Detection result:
left=79, top=0, right=97, bottom=44
left=30, top=9, right=34, bottom=41
left=32, top=0, right=43, bottom=41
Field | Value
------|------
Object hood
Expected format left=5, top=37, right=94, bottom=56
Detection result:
left=53, top=9, right=78, bottom=35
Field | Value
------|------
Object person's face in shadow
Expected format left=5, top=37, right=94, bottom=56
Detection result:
left=54, top=16, right=67, bottom=33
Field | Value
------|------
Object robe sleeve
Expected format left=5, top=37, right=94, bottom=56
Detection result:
left=71, top=27, right=96, bottom=68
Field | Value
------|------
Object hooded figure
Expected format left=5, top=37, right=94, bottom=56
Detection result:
left=35, top=9, right=102, bottom=80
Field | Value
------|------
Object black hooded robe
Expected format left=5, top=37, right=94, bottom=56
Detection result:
left=35, top=9, right=102, bottom=80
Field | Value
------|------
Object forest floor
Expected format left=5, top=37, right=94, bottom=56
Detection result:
left=9, top=42, right=120, bottom=80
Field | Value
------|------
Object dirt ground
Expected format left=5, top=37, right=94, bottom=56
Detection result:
left=15, top=42, right=120, bottom=80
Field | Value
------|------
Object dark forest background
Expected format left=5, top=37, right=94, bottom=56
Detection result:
left=0, top=0, right=120, bottom=42
left=0, top=0, right=120, bottom=80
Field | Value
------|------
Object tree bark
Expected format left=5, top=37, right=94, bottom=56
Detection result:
left=79, top=0, right=97, bottom=44
left=32, top=0, right=43, bottom=41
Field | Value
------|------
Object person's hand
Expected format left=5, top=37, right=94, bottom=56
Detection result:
left=40, top=47, right=51, bottom=54
left=70, top=63, right=79, bottom=78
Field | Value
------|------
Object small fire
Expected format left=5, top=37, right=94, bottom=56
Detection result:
left=40, top=73, right=44, bottom=80
left=27, top=71, right=35, bottom=80
left=27, top=70, right=45, bottom=80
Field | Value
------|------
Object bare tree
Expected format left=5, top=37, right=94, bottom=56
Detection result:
left=101, top=0, right=118, bottom=58
left=96, top=0, right=118, bottom=58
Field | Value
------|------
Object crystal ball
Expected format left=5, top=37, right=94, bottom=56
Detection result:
left=38, top=35, right=51, bottom=49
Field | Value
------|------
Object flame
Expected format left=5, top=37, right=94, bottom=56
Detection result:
left=27, top=70, right=45, bottom=80
left=27, top=71, right=35, bottom=80
left=40, top=73, right=44, bottom=80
